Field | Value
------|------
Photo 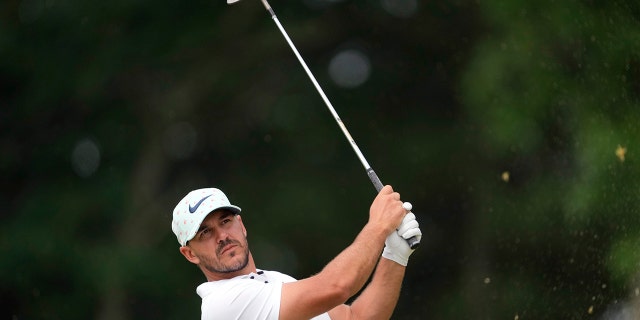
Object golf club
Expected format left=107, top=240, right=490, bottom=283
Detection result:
left=228, top=0, right=420, bottom=249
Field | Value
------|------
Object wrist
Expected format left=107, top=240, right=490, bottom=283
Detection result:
left=362, top=222, right=393, bottom=242
left=382, top=246, right=409, bottom=266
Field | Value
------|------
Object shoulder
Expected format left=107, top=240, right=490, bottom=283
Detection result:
left=195, top=270, right=295, bottom=299
left=196, top=277, right=243, bottom=298
left=260, top=269, right=297, bottom=283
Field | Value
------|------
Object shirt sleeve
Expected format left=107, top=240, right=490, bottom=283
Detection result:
left=197, top=272, right=332, bottom=320
left=264, top=271, right=332, bottom=320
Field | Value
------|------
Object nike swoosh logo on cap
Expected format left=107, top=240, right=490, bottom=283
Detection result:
left=189, top=194, right=212, bottom=213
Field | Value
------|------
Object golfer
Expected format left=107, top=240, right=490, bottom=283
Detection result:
left=172, top=185, right=422, bottom=319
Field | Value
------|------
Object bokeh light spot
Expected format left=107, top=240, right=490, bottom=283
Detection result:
left=381, top=0, right=418, bottom=18
left=71, top=138, right=101, bottom=178
left=328, top=49, right=371, bottom=89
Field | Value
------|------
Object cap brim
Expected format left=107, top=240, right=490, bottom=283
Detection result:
left=219, top=205, right=241, bottom=214
left=182, top=205, right=242, bottom=245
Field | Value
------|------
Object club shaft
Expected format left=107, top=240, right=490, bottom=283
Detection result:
left=259, top=0, right=419, bottom=249
left=270, top=18, right=373, bottom=173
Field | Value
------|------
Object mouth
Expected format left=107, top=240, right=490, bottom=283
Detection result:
left=219, top=243, right=238, bottom=256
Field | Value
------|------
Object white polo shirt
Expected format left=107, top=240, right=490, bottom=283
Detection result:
left=196, top=269, right=331, bottom=320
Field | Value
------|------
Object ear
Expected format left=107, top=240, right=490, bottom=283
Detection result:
left=237, top=215, right=247, bottom=237
left=179, top=246, right=200, bottom=265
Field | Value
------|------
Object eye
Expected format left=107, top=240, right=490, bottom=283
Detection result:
left=221, top=218, right=232, bottom=225
left=199, top=228, right=211, bottom=239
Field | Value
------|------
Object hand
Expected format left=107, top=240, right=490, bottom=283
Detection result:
left=369, top=185, right=407, bottom=235
left=382, top=212, right=422, bottom=266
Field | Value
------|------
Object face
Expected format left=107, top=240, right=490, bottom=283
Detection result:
left=181, top=210, right=250, bottom=275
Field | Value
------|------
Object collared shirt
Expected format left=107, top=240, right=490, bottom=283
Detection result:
left=197, top=269, right=331, bottom=320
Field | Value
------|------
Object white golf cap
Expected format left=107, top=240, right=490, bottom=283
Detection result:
left=172, top=188, right=241, bottom=246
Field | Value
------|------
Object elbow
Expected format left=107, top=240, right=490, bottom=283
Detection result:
left=328, top=281, right=356, bottom=304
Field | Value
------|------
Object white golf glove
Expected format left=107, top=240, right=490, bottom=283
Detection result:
left=382, top=212, right=422, bottom=266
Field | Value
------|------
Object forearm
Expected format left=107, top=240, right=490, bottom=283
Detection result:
left=320, top=223, right=389, bottom=299
left=280, top=223, right=391, bottom=320
left=280, top=186, right=408, bottom=320
left=349, top=257, right=405, bottom=320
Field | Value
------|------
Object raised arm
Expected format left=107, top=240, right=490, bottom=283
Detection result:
left=329, top=256, right=405, bottom=320
left=279, top=185, right=407, bottom=320
left=328, top=210, right=421, bottom=320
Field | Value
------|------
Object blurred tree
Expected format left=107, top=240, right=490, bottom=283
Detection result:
left=2, top=0, right=639, bottom=319
left=458, top=0, right=640, bottom=318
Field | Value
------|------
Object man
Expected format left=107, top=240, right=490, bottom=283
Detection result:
left=172, top=185, right=422, bottom=320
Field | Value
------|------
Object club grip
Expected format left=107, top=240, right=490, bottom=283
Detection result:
left=366, top=168, right=421, bottom=249
left=367, top=168, right=385, bottom=192
left=406, top=235, right=420, bottom=249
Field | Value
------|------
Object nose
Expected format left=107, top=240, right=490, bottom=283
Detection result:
left=215, top=229, right=230, bottom=244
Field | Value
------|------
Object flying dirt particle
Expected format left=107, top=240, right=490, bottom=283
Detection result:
left=501, top=171, right=510, bottom=182
left=615, top=145, right=627, bottom=162
left=588, top=305, right=594, bottom=314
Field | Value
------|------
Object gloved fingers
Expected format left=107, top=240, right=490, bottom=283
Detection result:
left=397, top=213, right=418, bottom=234
left=400, top=227, right=422, bottom=240
left=398, top=219, right=419, bottom=235
left=401, top=212, right=416, bottom=225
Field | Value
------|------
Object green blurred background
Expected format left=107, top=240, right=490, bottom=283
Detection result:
left=2, top=0, right=640, bottom=319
